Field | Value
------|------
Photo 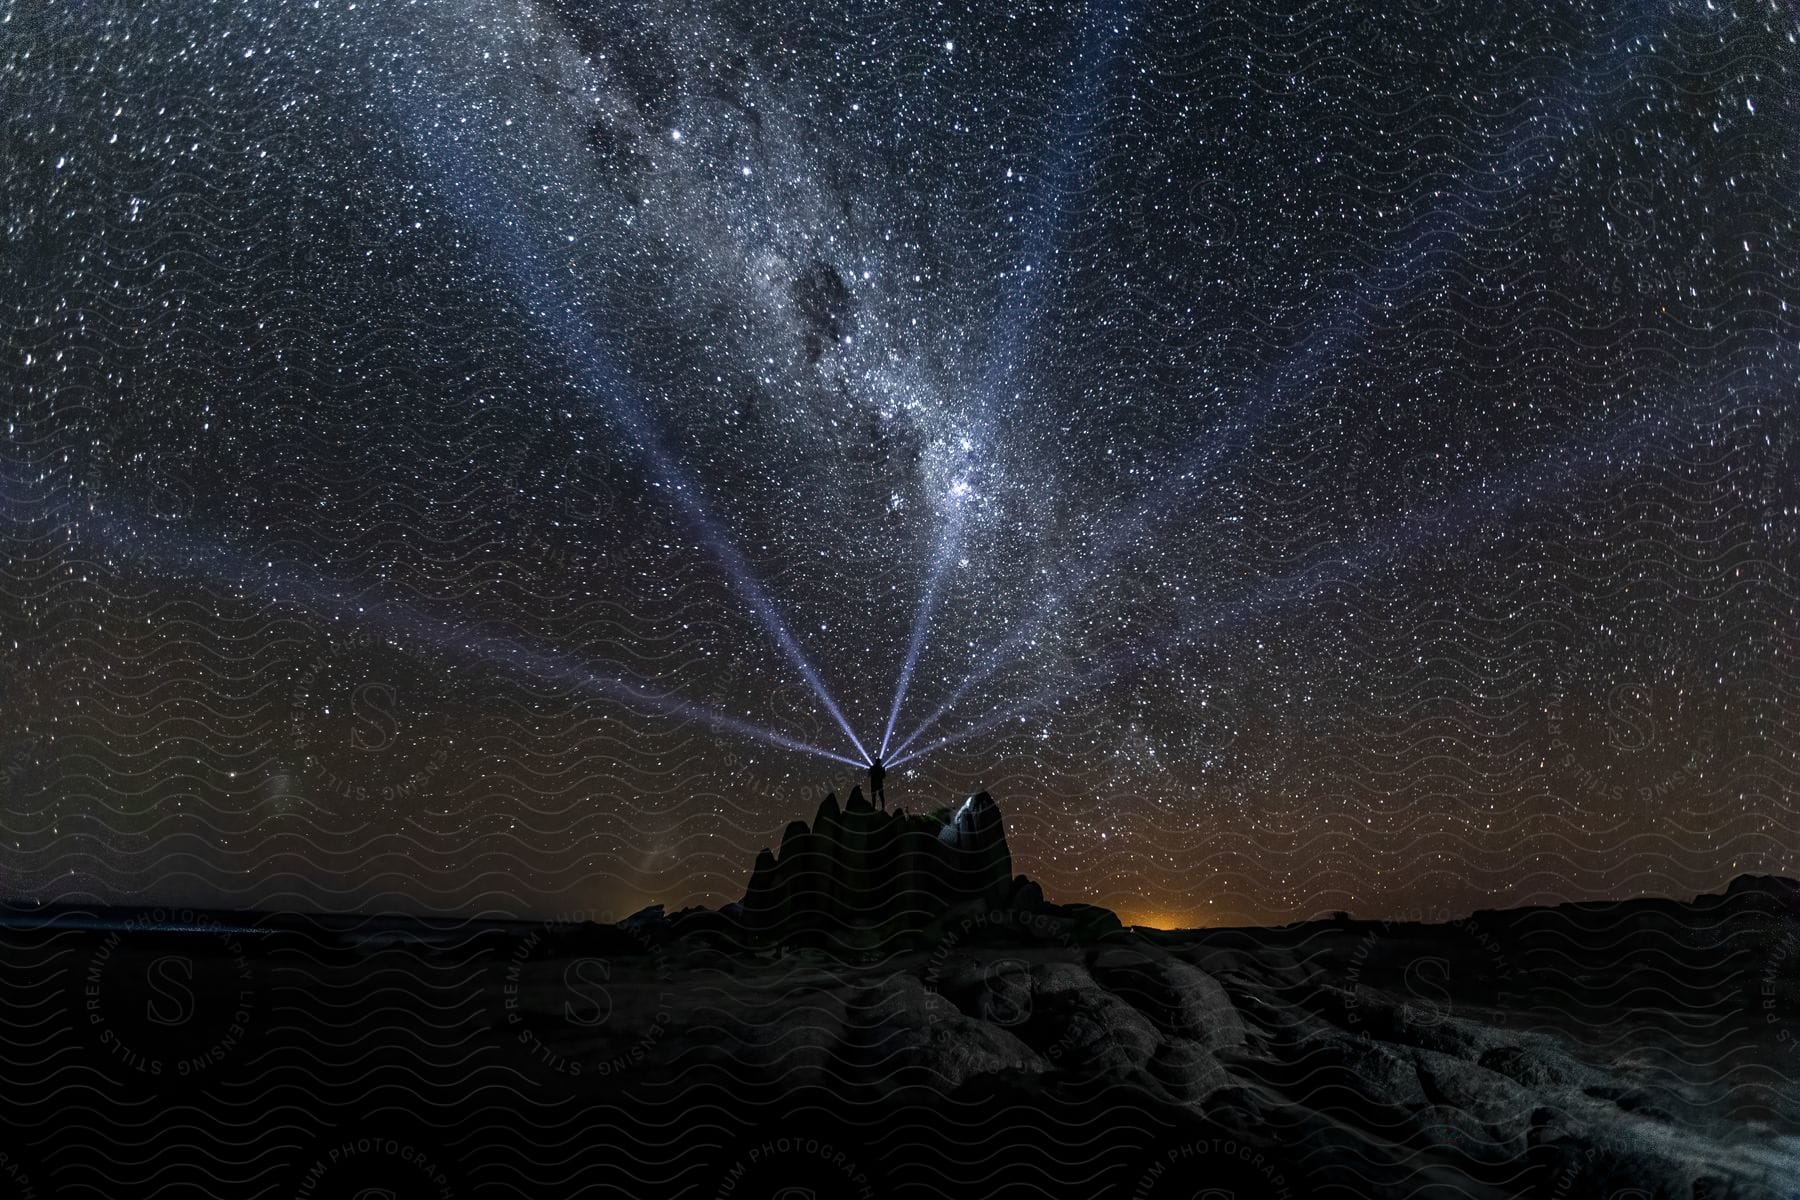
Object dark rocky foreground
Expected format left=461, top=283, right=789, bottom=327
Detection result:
left=2, top=790, right=1797, bottom=1198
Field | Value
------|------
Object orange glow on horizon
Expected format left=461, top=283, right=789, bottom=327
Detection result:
left=1119, top=910, right=1205, bottom=931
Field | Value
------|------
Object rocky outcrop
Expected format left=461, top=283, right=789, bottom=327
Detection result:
left=736, top=787, right=1021, bottom=945
left=8, top=846, right=1796, bottom=1197
left=565, top=873, right=1800, bottom=1198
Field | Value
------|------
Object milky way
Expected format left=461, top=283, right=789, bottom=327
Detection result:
left=2, top=0, right=1795, bottom=925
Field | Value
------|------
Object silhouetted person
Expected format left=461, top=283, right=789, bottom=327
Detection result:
left=868, top=755, right=887, bottom=810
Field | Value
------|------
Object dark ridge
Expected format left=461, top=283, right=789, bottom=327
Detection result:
left=3, top=784, right=1791, bottom=955
left=630, top=787, right=1121, bottom=953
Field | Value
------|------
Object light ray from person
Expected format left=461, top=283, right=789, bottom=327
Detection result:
left=891, top=5, right=1663, bottom=758
left=398, top=90, right=869, bottom=763
left=881, top=2, right=1137, bottom=755
left=890, top=365, right=1732, bottom=769
left=55, top=502, right=864, bottom=768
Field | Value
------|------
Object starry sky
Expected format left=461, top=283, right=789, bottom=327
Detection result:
left=1, top=0, right=1795, bottom=927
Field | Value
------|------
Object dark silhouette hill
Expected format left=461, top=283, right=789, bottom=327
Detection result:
left=1, top=791, right=1797, bottom=1197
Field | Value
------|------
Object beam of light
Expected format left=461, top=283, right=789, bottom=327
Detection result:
left=881, top=2, right=1137, bottom=755
left=891, top=5, right=1664, bottom=759
left=26, top=493, right=862, bottom=768
left=889, top=362, right=1742, bottom=770
left=391, top=86, right=868, bottom=764
left=878, top=495, right=966, bottom=757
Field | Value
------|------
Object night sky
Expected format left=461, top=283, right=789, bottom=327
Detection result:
left=2, top=0, right=1795, bottom=928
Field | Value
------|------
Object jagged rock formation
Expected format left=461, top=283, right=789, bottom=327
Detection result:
left=617, top=787, right=1116, bottom=953
left=731, top=787, right=1080, bottom=948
